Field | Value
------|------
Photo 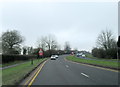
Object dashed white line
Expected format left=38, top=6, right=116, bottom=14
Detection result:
left=81, top=73, right=89, bottom=78
left=65, top=65, right=69, bottom=68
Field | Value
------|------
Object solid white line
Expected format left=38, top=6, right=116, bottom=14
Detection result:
left=81, top=73, right=89, bottom=78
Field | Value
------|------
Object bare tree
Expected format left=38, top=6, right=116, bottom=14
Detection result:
left=43, top=35, right=57, bottom=55
left=56, top=44, right=61, bottom=50
left=36, top=36, right=46, bottom=51
left=64, top=41, right=71, bottom=54
left=22, top=46, right=33, bottom=55
left=27, top=47, right=33, bottom=55
left=95, top=29, right=117, bottom=59
left=22, top=47, right=27, bottom=55
left=74, top=48, right=78, bottom=53
left=96, top=30, right=117, bottom=50
left=37, top=34, right=58, bottom=56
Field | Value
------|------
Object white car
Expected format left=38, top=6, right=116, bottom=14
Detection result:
left=76, top=53, right=81, bottom=57
left=51, top=55, right=56, bottom=60
left=82, top=54, right=85, bottom=58
left=55, top=55, right=58, bottom=58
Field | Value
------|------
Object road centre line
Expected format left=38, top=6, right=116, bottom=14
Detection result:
left=81, top=73, right=89, bottom=78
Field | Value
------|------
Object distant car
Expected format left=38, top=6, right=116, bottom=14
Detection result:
left=51, top=55, right=56, bottom=60
left=76, top=53, right=80, bottom=57
left=82, top=54, right=85, bottom=58
left=76, top=53, right=82, bottom=57
left=55, top=55, right=58, bottom=58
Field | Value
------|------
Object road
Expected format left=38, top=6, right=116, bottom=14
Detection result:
left=28, top=55, right=118, bottom=85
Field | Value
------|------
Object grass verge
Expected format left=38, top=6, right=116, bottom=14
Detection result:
left=66, top=56, right=119, bottom=69
left=2, top=60, right=28, bottom=68
left=2, top=58, right=47, bottom=85
left=86, top=54, right=118, bottom=61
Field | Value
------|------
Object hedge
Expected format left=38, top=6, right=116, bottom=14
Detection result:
left=2, top=54, right=37, bottom=63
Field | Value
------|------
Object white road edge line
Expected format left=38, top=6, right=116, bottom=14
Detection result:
left=81, top=73, right=89, bottom=78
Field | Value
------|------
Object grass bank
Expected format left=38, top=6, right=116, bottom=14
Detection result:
left=86, top=54, right=118, bottom=61
left=2, top=58, right=47, bottom=85
left=2, top=60, right=28, bottom=68
left=66, top=56, right=119, bottom=69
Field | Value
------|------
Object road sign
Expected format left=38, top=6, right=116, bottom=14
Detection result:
left=39, top=49, right=43, bottom=56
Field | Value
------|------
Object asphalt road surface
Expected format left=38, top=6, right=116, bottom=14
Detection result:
left=30, top=55, right=118, bottom=85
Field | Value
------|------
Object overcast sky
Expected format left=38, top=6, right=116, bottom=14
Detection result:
left=0, top=0, right=118, bottom=52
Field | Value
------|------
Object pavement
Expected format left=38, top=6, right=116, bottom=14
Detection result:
left=21, top=55, right=119, bottom=86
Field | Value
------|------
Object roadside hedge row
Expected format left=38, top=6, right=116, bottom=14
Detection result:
left=2, top=54, right=37, bottom=63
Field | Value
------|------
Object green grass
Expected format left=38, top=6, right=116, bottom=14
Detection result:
left=85, top=54, right=118, bottom=61
left=2, top=60, right=28, bottom=67
left=2, top=58, right=47, bottom=85
left=66, top=56, right=119, bottom=69
left=85, top=54, right=98, bottom=59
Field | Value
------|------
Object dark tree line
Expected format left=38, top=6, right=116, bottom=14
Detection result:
left=1, top=30, right=73, bottom=58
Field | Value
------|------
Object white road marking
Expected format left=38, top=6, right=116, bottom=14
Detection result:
left=81, top=73, right=89, bottom=78
left=66, top=65, right=69, bottom=68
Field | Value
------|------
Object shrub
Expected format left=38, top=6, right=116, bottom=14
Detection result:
left=92, top=47, right=117, bottom=59
left=2, top=54, right=37, bottom=63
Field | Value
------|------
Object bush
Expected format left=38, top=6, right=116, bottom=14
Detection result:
left=92, top=47, right=117, bottom=59
left=2, top=54, right=37, bottom=63
left=106, top=48, right=117, bottom=59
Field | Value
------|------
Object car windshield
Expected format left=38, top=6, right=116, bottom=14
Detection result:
left=51, top=55, right=55, bottom=57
